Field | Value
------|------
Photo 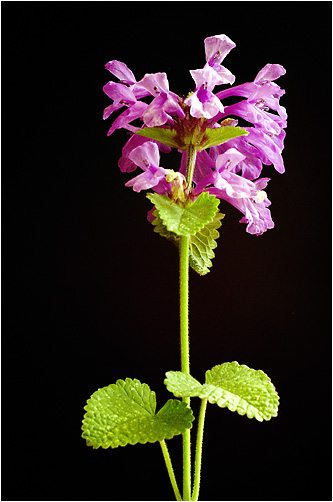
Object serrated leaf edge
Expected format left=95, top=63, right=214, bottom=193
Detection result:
left=188, top=211, right=224, bottom=275
left=164, top=363, right=279, bottom=422
left=148, top=194, right=224, bottom=275
left=135, top=127, right=180, bottom=148
left=147, top=192, right=219, bottom=237
left=199, top=126, right=249, bottom=150
left=82, top=379, right=194, bottom=449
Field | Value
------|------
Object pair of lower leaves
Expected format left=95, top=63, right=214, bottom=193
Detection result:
left=81, top=361, right=279, bottom=450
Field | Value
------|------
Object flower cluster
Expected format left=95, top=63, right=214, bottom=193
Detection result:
left=103, top=34, right=287, bottom=235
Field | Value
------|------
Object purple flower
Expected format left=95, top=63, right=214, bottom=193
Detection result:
left=118, top=134, right=172, bottom=173
left=125, top=142, right=170, bottom=193
left=184, top=35, right=236, bottom=120
left=227, top=182, right=274, bottom=236
left=193, top=149, right=274, bottom=235
left=105, top=60, right=137, bottom=85
left=103, top=82, right=137, bottom=120
left=218, top=64, right=287, bottom=134
left=222, top=100, right=286, bottom=135
left=103, top=64, right=185, bottom=134
left=105, top=60, right=150, bottom=98
left=118, top=134, right=151, bottom=173
left=103, top=61, right=152, bottom=135
left=210, top=126, right=286, bottom=180
left=211, top=63, right=287, bottom=178
left=105, top=101, right=148, bottom=136
left=103, top=35, right=287, bottom=235
left=216, top=64, right=285, bottom=98
left=138, top=73, right=185, bottom=127
left=184, top=66, right=224, bottom=119
left=204, top=34, right=236, bottom=85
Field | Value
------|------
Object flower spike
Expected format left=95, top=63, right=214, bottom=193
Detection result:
left=103, top=34, right=287, bottom=235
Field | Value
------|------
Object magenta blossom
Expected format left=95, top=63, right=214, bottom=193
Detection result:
left=137, top=73, right=185, bottom=127
left=184, top=66, right=224, bottom=119
left=192, top=149, right=274, bottom=235
left=103, top=34, right=287, bottom=235
left=204, top=34, right=236, bottom=85
left=124, top=142, right=171, bottom=194
left=184, top=34, right=236, bottom=119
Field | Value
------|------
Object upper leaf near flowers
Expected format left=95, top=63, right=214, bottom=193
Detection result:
left=165, top=362, right=279, bottom=422
left=136, top=127, right=180, bottom=149
left=199, top=125, right=248, bottom=150
left=151, top=205, right=224, bottom=275
left=136, top=124, right=248, bottom=151
left=146, top=192, right=219, bottom=237
left=189, top=209, right=224, bottom=275
left=82, top=378, right=194, bottom=449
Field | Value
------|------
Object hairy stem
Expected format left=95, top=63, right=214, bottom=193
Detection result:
left=160, top=440, right=182, bottom=501
left=179, top=144, right=198, bottom=501
left=179, top=234, right=191, bottom=500
left=179, top=234, right=190, bottom=376
left=185, top=143, right=197, bottom=189
left=192, top=399, right=208, bottom=502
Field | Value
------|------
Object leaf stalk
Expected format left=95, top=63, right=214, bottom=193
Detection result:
left=192, top=398, right=208, bottom=501
left=160, top=440, right=183, bottom=501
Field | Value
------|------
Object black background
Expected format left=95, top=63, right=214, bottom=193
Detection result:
left=2, top=2, right=332, bottom=501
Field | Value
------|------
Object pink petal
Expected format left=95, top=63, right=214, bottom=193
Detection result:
left=105, top=60, right=136, bottom=84
left=128, top=141, right=160, bottom=171
left=204, top=34, right=236, bottom=65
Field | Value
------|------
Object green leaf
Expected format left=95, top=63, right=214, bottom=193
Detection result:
left=135, top=127, right=180, bottom=149
left=204, top=363, right=279, bottom=421
left=151, top=210, right=180, bottom=244
left=199, top=126, right=248, bottom=150
left=82, top=378, right=194, bottom=449
left=146, top=192, right=219, bottom=237
left=135, top=125, right=248, bottom=151
left=189, top=209, right=224, bottom=275
left=165, top=362, right=279, bottom=422
left=150, top=206, right=224, bottom=275
left=164, top=371, right=203, bottom=397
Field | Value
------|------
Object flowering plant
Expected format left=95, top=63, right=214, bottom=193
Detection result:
left=82, top=34, right=286, bottom=501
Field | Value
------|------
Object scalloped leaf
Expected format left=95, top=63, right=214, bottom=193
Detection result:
left=146, top=192, right=219, bottom=237
left=135, top=127, right=180, bottom=148
left=165, top=362, right=279, bottom=422
left=82, top=378, right=194, bottom=449
left=204, top=363, right=279, bottom=421
left=151, top=209, right=180, bottom=244
left=150, top=206, right=224, bottom=275
left=164, top=371, right=203, bottom=397
left=189, top=209, right=224, bottom=275
left=199, top=126, right=248, bottom=150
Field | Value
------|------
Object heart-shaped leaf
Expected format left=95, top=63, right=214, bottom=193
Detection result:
left=82, top=378, right=194, bottom=448
left=188, top=209, right=224, bottom=275
left=165, top=362, right=279, bottom=422
left=150, top=205, right=224, bottom=275
left=146, top=192, right=219, bottom=237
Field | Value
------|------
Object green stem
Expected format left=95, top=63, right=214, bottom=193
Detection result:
left=191, top=399, right=208, bottom=502
left=186, top=143, right=197, bottom=189
left=179, top=235, right=190, bottom=376
left=160, top=440, right=182, bottom=501
left=179, top=144, right=197, bottom=501
left=179, top=234, right=191, bottom=501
